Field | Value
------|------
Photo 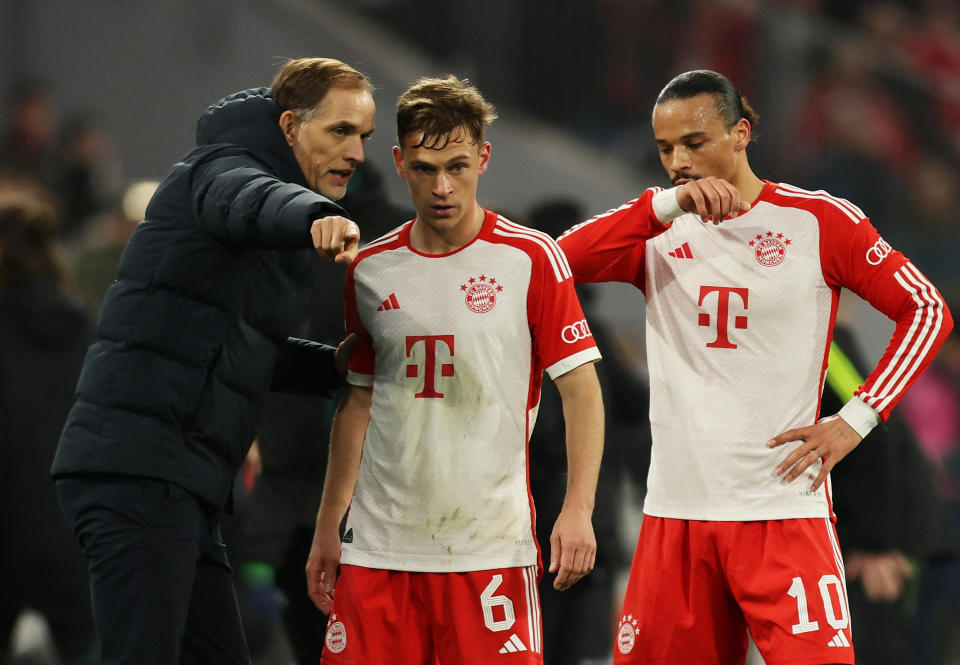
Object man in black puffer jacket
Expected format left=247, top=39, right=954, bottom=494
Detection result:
left=51, top=57, right=376, bottom=665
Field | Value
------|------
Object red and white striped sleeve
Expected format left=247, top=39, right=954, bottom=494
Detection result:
left=817, top=191, right=954, bottom=429
left=342, top=225, right=409, bottom=385
left=556, top=187, right=674, bottom=290
left=344, top=260, right=375, bottom=385
left=492, top=216, right=601, bottom=380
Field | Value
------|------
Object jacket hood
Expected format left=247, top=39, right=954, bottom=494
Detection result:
left=195, top=87, right=307, bottom=187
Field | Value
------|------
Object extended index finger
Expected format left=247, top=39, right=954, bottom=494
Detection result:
left=336, top=220, right=360, bottom=248
left=325, top=219, right=357, bottom=251
left=313, top=218, right=359, bottom=260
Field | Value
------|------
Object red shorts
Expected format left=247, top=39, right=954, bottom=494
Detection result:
left=614, top=516, right=854, bottom=665
left=321, top=564, right=543, bottom=665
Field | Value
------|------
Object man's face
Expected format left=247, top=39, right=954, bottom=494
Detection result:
left=652, top=93, right=745, bottom=186
left=392, top=128, right=490, bottom=234
left=281, top=86, right=376, bottom=200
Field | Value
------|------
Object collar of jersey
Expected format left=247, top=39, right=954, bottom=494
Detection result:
left=403, top=208, right=495, bottom=258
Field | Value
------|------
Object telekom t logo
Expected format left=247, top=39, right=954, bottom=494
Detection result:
left=698, top=286, right=749, bottom=349
left=406, top=334, right=455, bottom=398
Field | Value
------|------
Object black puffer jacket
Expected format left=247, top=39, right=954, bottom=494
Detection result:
left=53, top=88, right=345, bottom=509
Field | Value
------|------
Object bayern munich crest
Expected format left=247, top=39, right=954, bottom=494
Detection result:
left=460, top=274, right=503, bottom=313
left=748, top=230, right=791, bottom=267
left=325, top=615, right=347, bottom=654
left=617, top=614, right=638, bottom=654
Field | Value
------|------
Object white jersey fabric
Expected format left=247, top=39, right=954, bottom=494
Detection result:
left=559, top=180, right=951, bottom=521
left=341, top=210, right=601, bottom=572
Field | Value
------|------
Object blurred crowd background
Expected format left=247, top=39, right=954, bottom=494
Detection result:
left=2, top=1, right=960, bottom=664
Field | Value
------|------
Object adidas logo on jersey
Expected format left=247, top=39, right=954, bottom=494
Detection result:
left=498, top=634, right=528, bottom=654
left=377, top=293, right=400, bottom=311
left=668, top=242, right=694, bottom=259
left=827, top=630, right=851, bottom=648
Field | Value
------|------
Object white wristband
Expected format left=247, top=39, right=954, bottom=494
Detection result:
left=837, top=396, right=881, bottom=440
left=652, top=187, right=685, bottom=224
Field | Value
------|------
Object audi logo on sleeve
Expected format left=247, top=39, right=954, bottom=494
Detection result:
left=866, top=237, right=893, bottom=266
left=561, top=319, right=593, bottom=343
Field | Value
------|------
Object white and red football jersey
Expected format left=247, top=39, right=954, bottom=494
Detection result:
left=559, top=180, right=952, bottom=521
left=341, top=210, right=601, bottom=572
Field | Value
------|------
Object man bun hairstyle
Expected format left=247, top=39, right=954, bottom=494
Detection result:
left=270, top=57, right=372, bottom=122
left=656, top=70, right=759, bottom=138
left=396, top=75, right=498, bottom=149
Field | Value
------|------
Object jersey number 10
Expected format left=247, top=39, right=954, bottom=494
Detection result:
left=787, top=575, right=849, bottom=634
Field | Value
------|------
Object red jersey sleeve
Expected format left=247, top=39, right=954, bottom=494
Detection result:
left=556, top=188, right=671, bottom=290
left=526, top=236, right=602, bottom=380
left=819, top=204, right=954, bottom=421
left=344, top=262, right=375, bottom=383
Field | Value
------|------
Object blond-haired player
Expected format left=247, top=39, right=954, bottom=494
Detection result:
left=306, top=76, right=602, bottom=664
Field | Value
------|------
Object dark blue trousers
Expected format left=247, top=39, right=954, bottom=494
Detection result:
left=55, top=476, right=251, bottom=665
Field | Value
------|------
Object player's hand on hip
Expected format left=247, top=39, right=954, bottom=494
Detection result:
left=548, top=506, right=596, bottom=591
left=767, top=415, right=862, bottom=492
left=677, top=176, right=750, bottom=224
left=305, top=522, right=342, bottom=614
left=311, top=216, right=360, bottom=264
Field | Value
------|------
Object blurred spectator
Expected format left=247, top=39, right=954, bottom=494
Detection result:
left=50, top=113, right=125, bottom=238
left=67, top=179, right=158, bottom=319
left=0, top=188, right=96, bottom=664
left=517, top=0, right=608, bottom=136
left=820, top=0, right=898, bottom=25
left=0, top=80, right=58, bottom=183
left=900, top=330, right=960, bottom=497
left=782, top=36, right=922, bottom=249
left=751, top=1, right=821, bottom=171
left=788, top=35, right=918, bottom=182
left=878, top=153, right=960, bottom=309
left=1, top=82, right=123, bottom=241
left=897, top=329, right=960, bottom=664
left=597, top=0, right=676, bottom=126
left=670, top=0, right=762, bottom=100
left=898, top=0, right=960, bottom=160
left=852, top=2, right=949, bottom=158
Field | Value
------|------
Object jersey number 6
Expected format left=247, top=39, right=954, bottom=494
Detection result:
left=480, top=574, right=516, bottom=632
